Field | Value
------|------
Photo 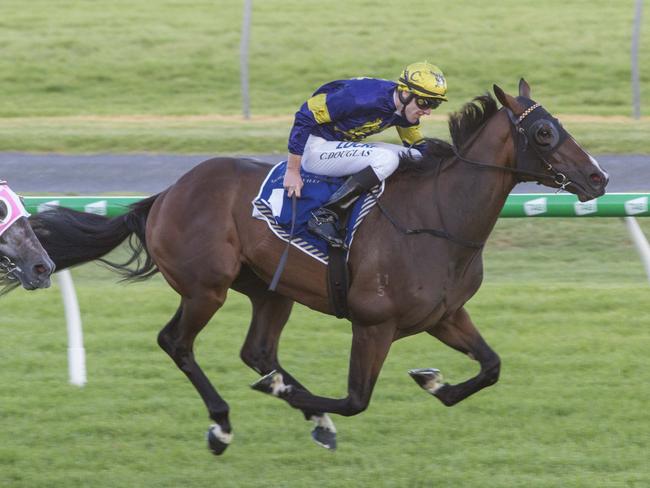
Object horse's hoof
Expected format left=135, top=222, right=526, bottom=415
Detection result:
left=310, top=413, right=337, bottom=451
left=312, top=426, right=337, bottom=451
left=250, top=370, right=292, bottom=397
left=408, top=368, right=445, bottom=394
left=206, top=424, right=233, bottom=456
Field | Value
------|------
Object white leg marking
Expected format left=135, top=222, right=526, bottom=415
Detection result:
left=422, top=371, right=445, bottom=394
left=310, top=413, right=337, bottom=433
left=410, top=368, right=445, bottom=394
left=269, top=372, right=293, bottom=397
left=208, top=424, right=233, bottom=445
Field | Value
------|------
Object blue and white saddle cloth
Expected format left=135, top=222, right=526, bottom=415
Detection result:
left=252, top=161, right=384, bottom=263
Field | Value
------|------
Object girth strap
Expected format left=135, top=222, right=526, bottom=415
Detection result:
left=327, top=246, right=350, bottom=318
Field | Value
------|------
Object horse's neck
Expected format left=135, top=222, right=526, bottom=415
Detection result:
left=435, top=111, right=517, bottom=244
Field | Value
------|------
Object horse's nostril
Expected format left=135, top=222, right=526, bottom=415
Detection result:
left=590, top=173, right=604, bottom=186
left=34, top=264, right=48, bottom=275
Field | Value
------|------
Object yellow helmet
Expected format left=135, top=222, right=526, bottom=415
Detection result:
left=398, top=61, right=448, bottom=101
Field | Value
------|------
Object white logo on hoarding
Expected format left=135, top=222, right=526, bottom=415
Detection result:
left=37, top=200, right=60, bottom=213
left=624, top=197, right=648, bottom=215
left=85, top=200, right=107, bottom=216
left=574, top=199, right=598, bottom=216
left=523, top=197, right=548, bottom=216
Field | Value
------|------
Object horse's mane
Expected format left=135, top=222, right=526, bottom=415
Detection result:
left=398, top=93, right=499, bottom=173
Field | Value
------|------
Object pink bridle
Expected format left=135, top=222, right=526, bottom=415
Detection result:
left=0, top=181, right=31, bottom=238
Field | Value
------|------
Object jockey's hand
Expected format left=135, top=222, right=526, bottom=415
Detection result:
left=283, top=169, right=304, bottom=198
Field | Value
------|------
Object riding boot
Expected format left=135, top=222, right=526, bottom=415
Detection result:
left=308, top=166, right=381, bottom=248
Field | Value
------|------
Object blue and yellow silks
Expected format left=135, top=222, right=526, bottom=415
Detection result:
left=288, top=78, right=424, bottom=155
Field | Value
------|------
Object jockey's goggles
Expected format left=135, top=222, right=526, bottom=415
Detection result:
left=415, top=96, right=442, bottom=110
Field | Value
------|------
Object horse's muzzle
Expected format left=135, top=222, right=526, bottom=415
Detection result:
left=573, top=167, right=609, bottom=202
left=19, top=256, right=55, bottom=290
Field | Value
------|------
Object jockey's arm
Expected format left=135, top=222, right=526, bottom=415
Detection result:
left=285, top=91, right=346, bottom=198
left=284, top=153, right=304, bottom=198
left=285, top=105, right=313, bottom=198
left=396, top=125, right=427, bottom=152
left=285, top=88, right=360, bottom=197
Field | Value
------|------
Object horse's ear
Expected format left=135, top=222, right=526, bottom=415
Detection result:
left=518, top=78, right=531, bottom=98
left=493, top=84, right=507, bottom=105
left=493, top=84, right=526, bottom=116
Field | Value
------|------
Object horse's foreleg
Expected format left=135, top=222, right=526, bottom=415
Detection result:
left=240, top=289, right=339, bottom=449
left=253, top=321, right=394, bottom=418
left=157, top=296, right=232, bottom=455
left=412, top=307, right=500, bottom=406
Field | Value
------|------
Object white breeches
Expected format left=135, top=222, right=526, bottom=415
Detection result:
left=300, top=135, right=421, bottom=181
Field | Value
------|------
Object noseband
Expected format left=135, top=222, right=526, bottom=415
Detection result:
left=452, top=98, right=572, bottom=189
left=375, top=98, right=574, bottom=250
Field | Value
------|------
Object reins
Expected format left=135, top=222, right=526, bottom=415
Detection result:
left=449, top=146, right=567, bottom=186
left=269, top=98, right=573, bottom=282
left=268, top=194, right=297, bottom=291
left=370, top=193, right=484, bottom=249
left=0, top=256, right=18, bottom=281
left=449, top=104, right=570, bottom=187
left=375, top=102, right=571, bottom=249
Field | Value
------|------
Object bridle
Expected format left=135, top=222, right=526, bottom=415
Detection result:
left=451, top=98, right=572, bottom=190
left=375, top=97, right=573, bottom=249
left=0, top=255, right=18, bottom=281
left=0, top=179, right=29, bottom=282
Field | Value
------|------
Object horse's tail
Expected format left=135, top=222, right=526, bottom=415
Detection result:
left=29, top=194, right=160, bottom=282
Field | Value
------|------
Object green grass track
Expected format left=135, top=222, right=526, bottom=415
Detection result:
left=1, top=218, right=649, bottom=487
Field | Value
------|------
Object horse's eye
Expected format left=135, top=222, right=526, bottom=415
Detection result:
left=534, top=124, right=555, bottom=145
left=0, top=200, right=7, bottom=222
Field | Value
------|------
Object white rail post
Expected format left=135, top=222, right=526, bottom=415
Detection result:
left=56, top=269, right=87, bottom=386
left=240, top=0, right=253, bottom=119
left=631, top=0, right=643, bottom=119
left=623, top=216, right=650, bottom=284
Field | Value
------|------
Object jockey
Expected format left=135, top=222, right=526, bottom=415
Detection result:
left=283, top=61, right=448, bottom=248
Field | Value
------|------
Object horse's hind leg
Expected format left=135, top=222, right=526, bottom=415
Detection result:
left=157, top=295, right=232, bottom=455
left=252, top=320, right=395, bottom=424
left=239, top=286, right=338, bottom=449
left=410, top=307, right=500, bottom=406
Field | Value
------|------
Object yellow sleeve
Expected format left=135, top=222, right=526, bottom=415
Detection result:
left=307, top=93, right=332, bottom=124
left=396, top=125, right=424, bottom=146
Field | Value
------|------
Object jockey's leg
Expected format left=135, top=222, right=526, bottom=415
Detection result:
left=307, top=166, right=380, bottom=248
left=301, top=137, right=416, bottom=247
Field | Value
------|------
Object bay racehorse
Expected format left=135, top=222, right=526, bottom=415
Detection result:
left=0, top=181, right=54, bottom=290
left=14, top=80, right=608, bottom=453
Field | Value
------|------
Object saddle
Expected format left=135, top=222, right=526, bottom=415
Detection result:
left=252, top=162, right=384, bottom=317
